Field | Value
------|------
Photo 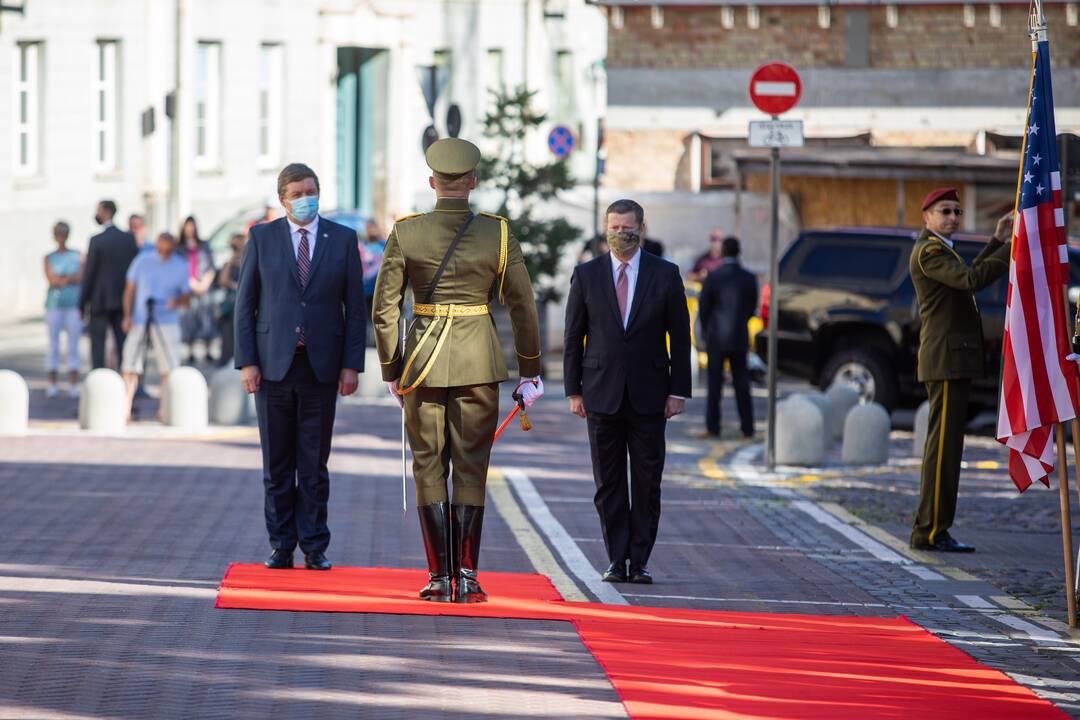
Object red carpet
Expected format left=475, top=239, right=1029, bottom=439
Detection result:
left=217, top=564, right=1067, bottom=719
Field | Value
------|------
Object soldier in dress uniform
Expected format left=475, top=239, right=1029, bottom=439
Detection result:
left=372, top=138, right=543, bottom=603
left=909, top=187, right=1012, bottom=552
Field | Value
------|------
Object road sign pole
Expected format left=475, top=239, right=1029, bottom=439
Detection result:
left=765, top=121, right=781, bottom=471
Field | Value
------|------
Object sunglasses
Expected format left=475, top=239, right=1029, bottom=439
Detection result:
left=934, top=207, right=964, bottom=217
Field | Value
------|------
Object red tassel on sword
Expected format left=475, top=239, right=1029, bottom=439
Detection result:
left=493, top=380, right=536, bottom=443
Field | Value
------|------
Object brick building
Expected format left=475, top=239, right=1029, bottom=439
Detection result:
left=593, top=0, right=1079, bottom=241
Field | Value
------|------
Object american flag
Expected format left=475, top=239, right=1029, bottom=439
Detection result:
left=997, top=37, right=1078, bottom=492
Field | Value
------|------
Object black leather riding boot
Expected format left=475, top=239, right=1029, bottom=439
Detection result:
left=417, top=502, right=453, bottom=602
left=452, top=504, right=488, bottom=603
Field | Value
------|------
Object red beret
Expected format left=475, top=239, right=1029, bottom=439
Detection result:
left=921, top=187, right=960, bottom=211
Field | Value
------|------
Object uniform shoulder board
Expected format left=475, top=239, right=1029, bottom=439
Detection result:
left=394, top=212, right=425, bottom=224
left=479, top=211, right=508, bottom=222
left=921, top=242, right=945, bottom=257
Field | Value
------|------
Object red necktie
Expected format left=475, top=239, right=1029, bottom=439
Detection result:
left=297, top=228, right=310, bottom=346
left=616, top=262, right=629, bottom=326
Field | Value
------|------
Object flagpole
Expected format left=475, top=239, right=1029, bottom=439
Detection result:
left=1031, top=0, right=1079, bottom=628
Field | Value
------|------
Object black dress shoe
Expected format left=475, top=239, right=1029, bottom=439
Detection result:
left=629, top=566, right=653, bottom=584
left=304, top=551, right=332, bottom=570
left=264, top=549, right=294, bottom=569
left=925, top=537, right=975, bottom=553
left=602, top=562, right=628, bottom=583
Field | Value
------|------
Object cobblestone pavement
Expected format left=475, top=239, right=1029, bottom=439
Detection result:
left=2, top=315, right=1080, bottom=717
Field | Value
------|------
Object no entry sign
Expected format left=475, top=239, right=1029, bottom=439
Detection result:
left=749, top=63, right=801, bottom=116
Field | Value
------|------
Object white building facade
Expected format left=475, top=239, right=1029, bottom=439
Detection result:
left=0, top=0, right=607, bottom=316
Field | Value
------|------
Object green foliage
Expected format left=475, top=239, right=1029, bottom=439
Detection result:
left=477, top=87, right=581, bottom=303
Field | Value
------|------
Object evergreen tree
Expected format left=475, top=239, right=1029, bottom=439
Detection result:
left=476, top=87, right=582, bottom=304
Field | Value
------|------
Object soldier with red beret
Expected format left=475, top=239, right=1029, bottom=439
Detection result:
left=909, top=188, right=1013, bottom=552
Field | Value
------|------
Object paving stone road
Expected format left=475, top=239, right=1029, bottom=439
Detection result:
left=1, top=316, right=1079, bottom=718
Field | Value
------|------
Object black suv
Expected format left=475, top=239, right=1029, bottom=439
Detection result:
left=754, top=227, right=1080, bottom=410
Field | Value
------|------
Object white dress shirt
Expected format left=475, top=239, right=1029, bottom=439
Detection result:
left=609, top=248, right=641, bottom=329
left=287, top=215, right=320, bottom=260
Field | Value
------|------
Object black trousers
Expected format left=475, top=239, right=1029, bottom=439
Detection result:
left=89, top=309, right=126, bottom=370
left=586, top=390, right=667, bottom=568
left=705, top=350, right=753, bottom=437
left=254, top=349, right=338, bottom=554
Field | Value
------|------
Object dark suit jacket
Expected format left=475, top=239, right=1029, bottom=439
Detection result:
left=698, top=261, right=759, bottom=355
left=563, top=250, right=692, bottom=415
left=234, top=216, right=367, bottom=384
left=79, top=225, right=137, bottom=313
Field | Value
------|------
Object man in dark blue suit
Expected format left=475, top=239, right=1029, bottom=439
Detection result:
left=234, top=163, right=366, bottom=571
left=697, top=236, right=758, bottom=439
left=79, top=200, right=138, bottom=369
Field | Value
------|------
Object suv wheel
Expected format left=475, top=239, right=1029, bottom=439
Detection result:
left=821, top=348, right=898, bottom=410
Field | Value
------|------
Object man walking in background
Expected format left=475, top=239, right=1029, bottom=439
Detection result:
left=235, top=163, right=367, bottom=572
left=80, top=200, right=138, bottom=369
left=563, top=199, right=692, bottom=584
left=909, top=188, right=1012, bottom=553
left=698, top=235, right=758, bottom=439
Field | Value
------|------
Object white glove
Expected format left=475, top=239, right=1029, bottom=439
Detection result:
left=387, top=380, right=404, bottom=409
left=1067, top=354, right=1080, bottom=366
left=518, top=377, right=544, bottom=407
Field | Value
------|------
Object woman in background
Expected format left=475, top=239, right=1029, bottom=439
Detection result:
left=43, top=221, right=83, bottom=398
left=177, top=216, right=217, bottom=364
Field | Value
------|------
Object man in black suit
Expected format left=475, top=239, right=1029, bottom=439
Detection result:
left=79, top=200, right=138, bottom=369
left=698, top=236, right=759, bottom=439
left=235, top=163, right=367, bottom=571
left=564, top=199, right=692, bottom=584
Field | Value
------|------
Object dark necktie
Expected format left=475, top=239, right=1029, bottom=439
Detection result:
left=616, top=262, right=629, bottom=326
left=297, top=228, right=310, bottom=346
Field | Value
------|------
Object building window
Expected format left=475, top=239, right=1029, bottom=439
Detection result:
left=486, top=49, right=504, bottom=99
left=721, top=6, right=735, bottom=29
left=553, top=50, right=574, bottom=121
left=13, top=42, right=42, bottom=177
left=747, top=5, right=761, bottom=29
left=963, top=4, right=975, bottom=27
left=94, top=40, right=120, bottom=172
left=885, top=4, right=899, bottom=28
left=650, top=5, right=664, bottom=29
left=610, top=6, right=624, bottom=29
left=258, top=43, right=282, bottom=167
left=1068, top=3, right=1078, bottom=26
left=988, top=3, right=1002, bottom=27
left=818, top=5, right=831, bottom=29
left=195, top=41, right=222, bottom=169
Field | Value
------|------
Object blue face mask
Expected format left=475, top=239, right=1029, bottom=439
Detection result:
left=289, top=195, right=319, bottom=224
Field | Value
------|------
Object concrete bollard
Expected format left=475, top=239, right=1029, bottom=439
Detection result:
left=165, top=366, right=209, bottom=431
left=776, top=396, right=825, bottom=466
left=79, top=368, right=127, bottom=433
left=209, top=367, right=254, bottom=425
left=842, top=402, right=891, bottom=465
left=0, top=370, right=30, bottom=435
left=358, top=347, right=384, bottom=399
left=791, top=390, right=832, bottom=444
left=825, top=383, right=862, bottom=441
left=912, top=400, right=931, bottom=458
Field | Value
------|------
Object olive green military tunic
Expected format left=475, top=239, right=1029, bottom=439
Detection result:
left=909, top=229, right=1010, bottom=547
left=372, top=197, right=541, bottom=506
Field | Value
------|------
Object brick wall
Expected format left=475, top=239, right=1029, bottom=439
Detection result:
left=607, top=4, right=1079, bottom=69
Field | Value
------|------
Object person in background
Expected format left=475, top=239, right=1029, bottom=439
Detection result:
left=642, top=237, right=666, bottom=259
left=248, top=196, right=280, bottom=230
left=215, top=233, right=245, bottom=367
left=177, top=216, right=218, bottom=364
left=79, top=200, right=138, bottom=370
left=359, top=219, right=386, bottom=330
left=43, top=221, right=83, bottom=398
left=121, top=232, right=190, bottom=423
left=689, top=230, right=728, bottom=282
left=697, top=236, right=758, bottom=439
left=130, top=214, right=152, bottom=254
